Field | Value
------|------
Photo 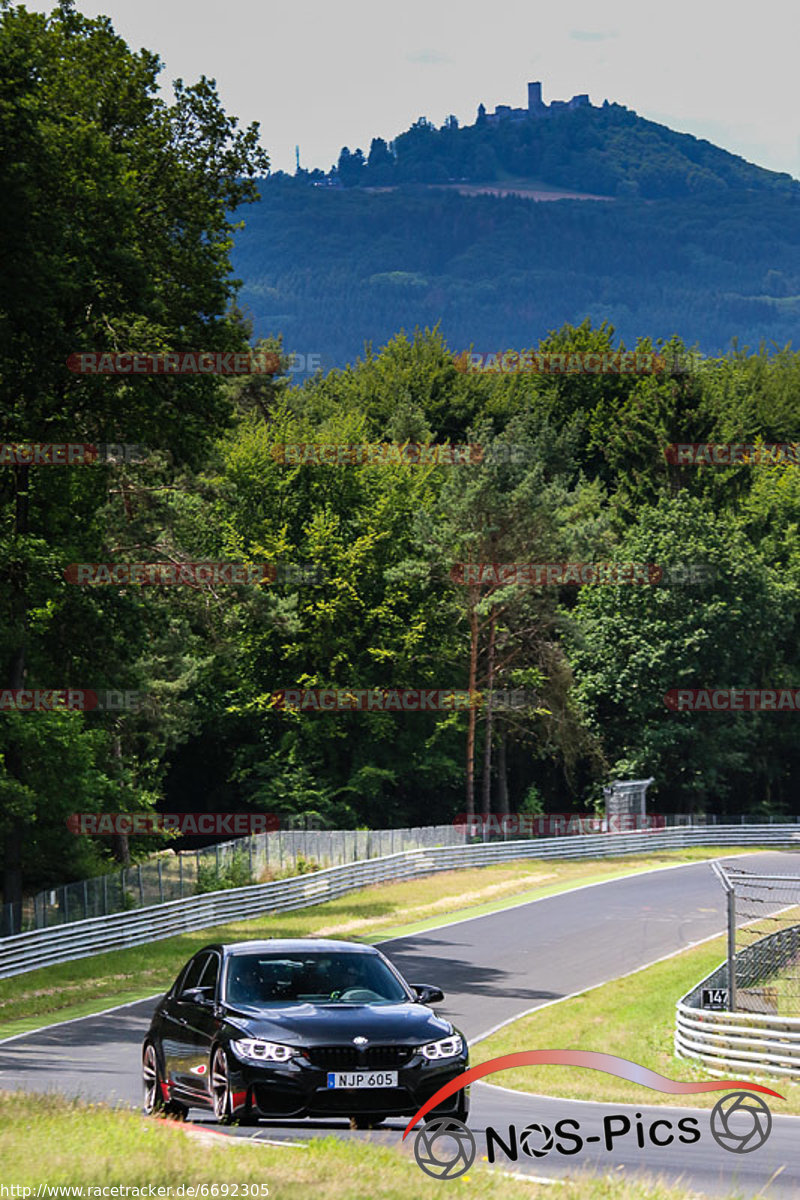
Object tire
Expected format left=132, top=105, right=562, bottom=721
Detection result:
left=455, top=1090, right=469, bottom=1122
left=142, top=1043, right=188, bottom=1120
left=424, top=1091, right=468, bottom=1124
left=211, top=1046, right=234, bottom=1125
left=236, top=1106, right=261, bottom=1128
left=349, top=1114, right=388, bottom=1130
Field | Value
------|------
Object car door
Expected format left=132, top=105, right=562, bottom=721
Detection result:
left=163, top=951, right=214, bottom=1098
left=177, top=950, right=223, bottom=1101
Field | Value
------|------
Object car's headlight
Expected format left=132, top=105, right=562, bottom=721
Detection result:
left=230, top=1038, right=298, bottom=1063
left=418, top=1034, right=463, bottom=1060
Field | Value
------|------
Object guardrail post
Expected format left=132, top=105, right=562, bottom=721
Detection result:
left=727, top=887, right=737, bottom=1011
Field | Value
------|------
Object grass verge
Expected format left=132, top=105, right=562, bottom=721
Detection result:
left=0, top=1091, right=759, bottom=1199
left=474, top=933, right=800, bottom=1114
left=0, top=846, right=771, bottom=1041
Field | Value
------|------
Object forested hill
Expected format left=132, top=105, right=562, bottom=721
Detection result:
left=231, top=96, right=800, bottom=371
left=328, top=101, right=799, bottom=200
left=233, top=184, right=800, bottom=370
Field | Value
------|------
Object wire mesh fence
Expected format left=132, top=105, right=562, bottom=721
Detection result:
left=695, top=863, right=800, bottom=1016
left=724, top=867, right=800, bottom=1015
left=4, top=811, right=799, bottom=938
left=0, top=824, right=463, bottom=936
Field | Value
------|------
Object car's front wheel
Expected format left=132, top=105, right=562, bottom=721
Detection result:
left=142, top=1043, right=188, bottom=1120
left=425, top=1091, right=468, bottom=1124
left=211, top=1046, right=234, bottom=1124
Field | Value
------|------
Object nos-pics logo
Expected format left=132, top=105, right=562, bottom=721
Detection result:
left=403, top=1051, right=782, bottom=1181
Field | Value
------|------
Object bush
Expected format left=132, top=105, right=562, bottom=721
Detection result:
left=194, top=850, right=253, bottom=895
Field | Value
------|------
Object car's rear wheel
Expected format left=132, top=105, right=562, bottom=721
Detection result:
left=142, top=1043, right=188, bottom=1120
left=349, top=1113, right=388, bottom=1129
left=211, top=1047, right=234, bottom=1124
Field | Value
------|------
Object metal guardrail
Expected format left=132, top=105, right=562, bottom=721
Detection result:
left=676, top=979, right=800, bottom=1078
left=7, top=812, right=797, bottom=936
left=676, top=916, right=800, bottom=1078
left=2, top=824, right=799, bottom=980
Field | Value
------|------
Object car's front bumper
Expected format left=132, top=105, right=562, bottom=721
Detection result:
left=226, top=1048, right=469, bottom=1119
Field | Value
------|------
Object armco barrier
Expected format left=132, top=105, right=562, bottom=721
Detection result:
left=676, top=985, right=800, bottom=1080
left=676, top=920, right=800, bottom=1079
left=2, top=824, right=799, bottom=979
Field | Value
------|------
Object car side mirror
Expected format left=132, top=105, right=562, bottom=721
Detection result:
left=413, top=984, right=445, bottom=1004
left=181, top=986, right=214, bottom=1006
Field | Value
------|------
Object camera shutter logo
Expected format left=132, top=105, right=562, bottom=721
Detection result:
left=520, top=1122, right=555, bottom=1158
left=710, top=1092, right=772, bottom=1153
left=414, top=1117, right=476, bottom=1180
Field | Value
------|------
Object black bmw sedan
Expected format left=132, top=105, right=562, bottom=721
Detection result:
left=142, top=938, right=469, bottom=1127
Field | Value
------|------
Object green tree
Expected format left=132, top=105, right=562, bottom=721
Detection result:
left=0, top=0, right=268, bottom=922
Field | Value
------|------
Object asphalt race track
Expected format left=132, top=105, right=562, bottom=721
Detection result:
left=2, top=851, right=799, bottom=1196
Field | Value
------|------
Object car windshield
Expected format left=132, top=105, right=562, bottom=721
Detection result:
left=225, top=951, right=409, bottom=1007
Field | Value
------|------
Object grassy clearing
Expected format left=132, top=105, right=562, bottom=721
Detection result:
left=474, top=932, right=800, bottom=1114
left=0, top=1092, right=756, bottom=1199
left=0, top=846, right=768, bottom=1040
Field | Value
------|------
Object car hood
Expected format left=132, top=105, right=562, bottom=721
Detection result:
left=223, top=1002, right=455, bottom=1045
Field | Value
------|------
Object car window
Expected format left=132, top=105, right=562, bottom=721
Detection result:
left=225, top=951, right=408, bottom=1007
left=198, top=952, right=220, bottom=997
left=179, top=952, right=211, bottom=995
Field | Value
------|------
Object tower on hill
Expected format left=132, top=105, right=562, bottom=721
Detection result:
left=481, top=82, right=591, bottom=125
left=527, top=81, right=544, bottom=113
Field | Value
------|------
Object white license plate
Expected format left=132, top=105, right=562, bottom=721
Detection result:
left=326, top=1070, right=398, bottom=1089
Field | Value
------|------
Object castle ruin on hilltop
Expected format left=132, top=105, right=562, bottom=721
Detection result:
left=480, top=81, right=591, bottom=125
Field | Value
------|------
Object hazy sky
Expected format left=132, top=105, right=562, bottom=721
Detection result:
left=23, top=0, right=800, bottom=178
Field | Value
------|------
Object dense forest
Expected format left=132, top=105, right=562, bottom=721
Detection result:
left=234, top=181, right=800, bottom=367
left=1, top=3, right=799, bottom=909
left=235, top=101, right=800, bottom=367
